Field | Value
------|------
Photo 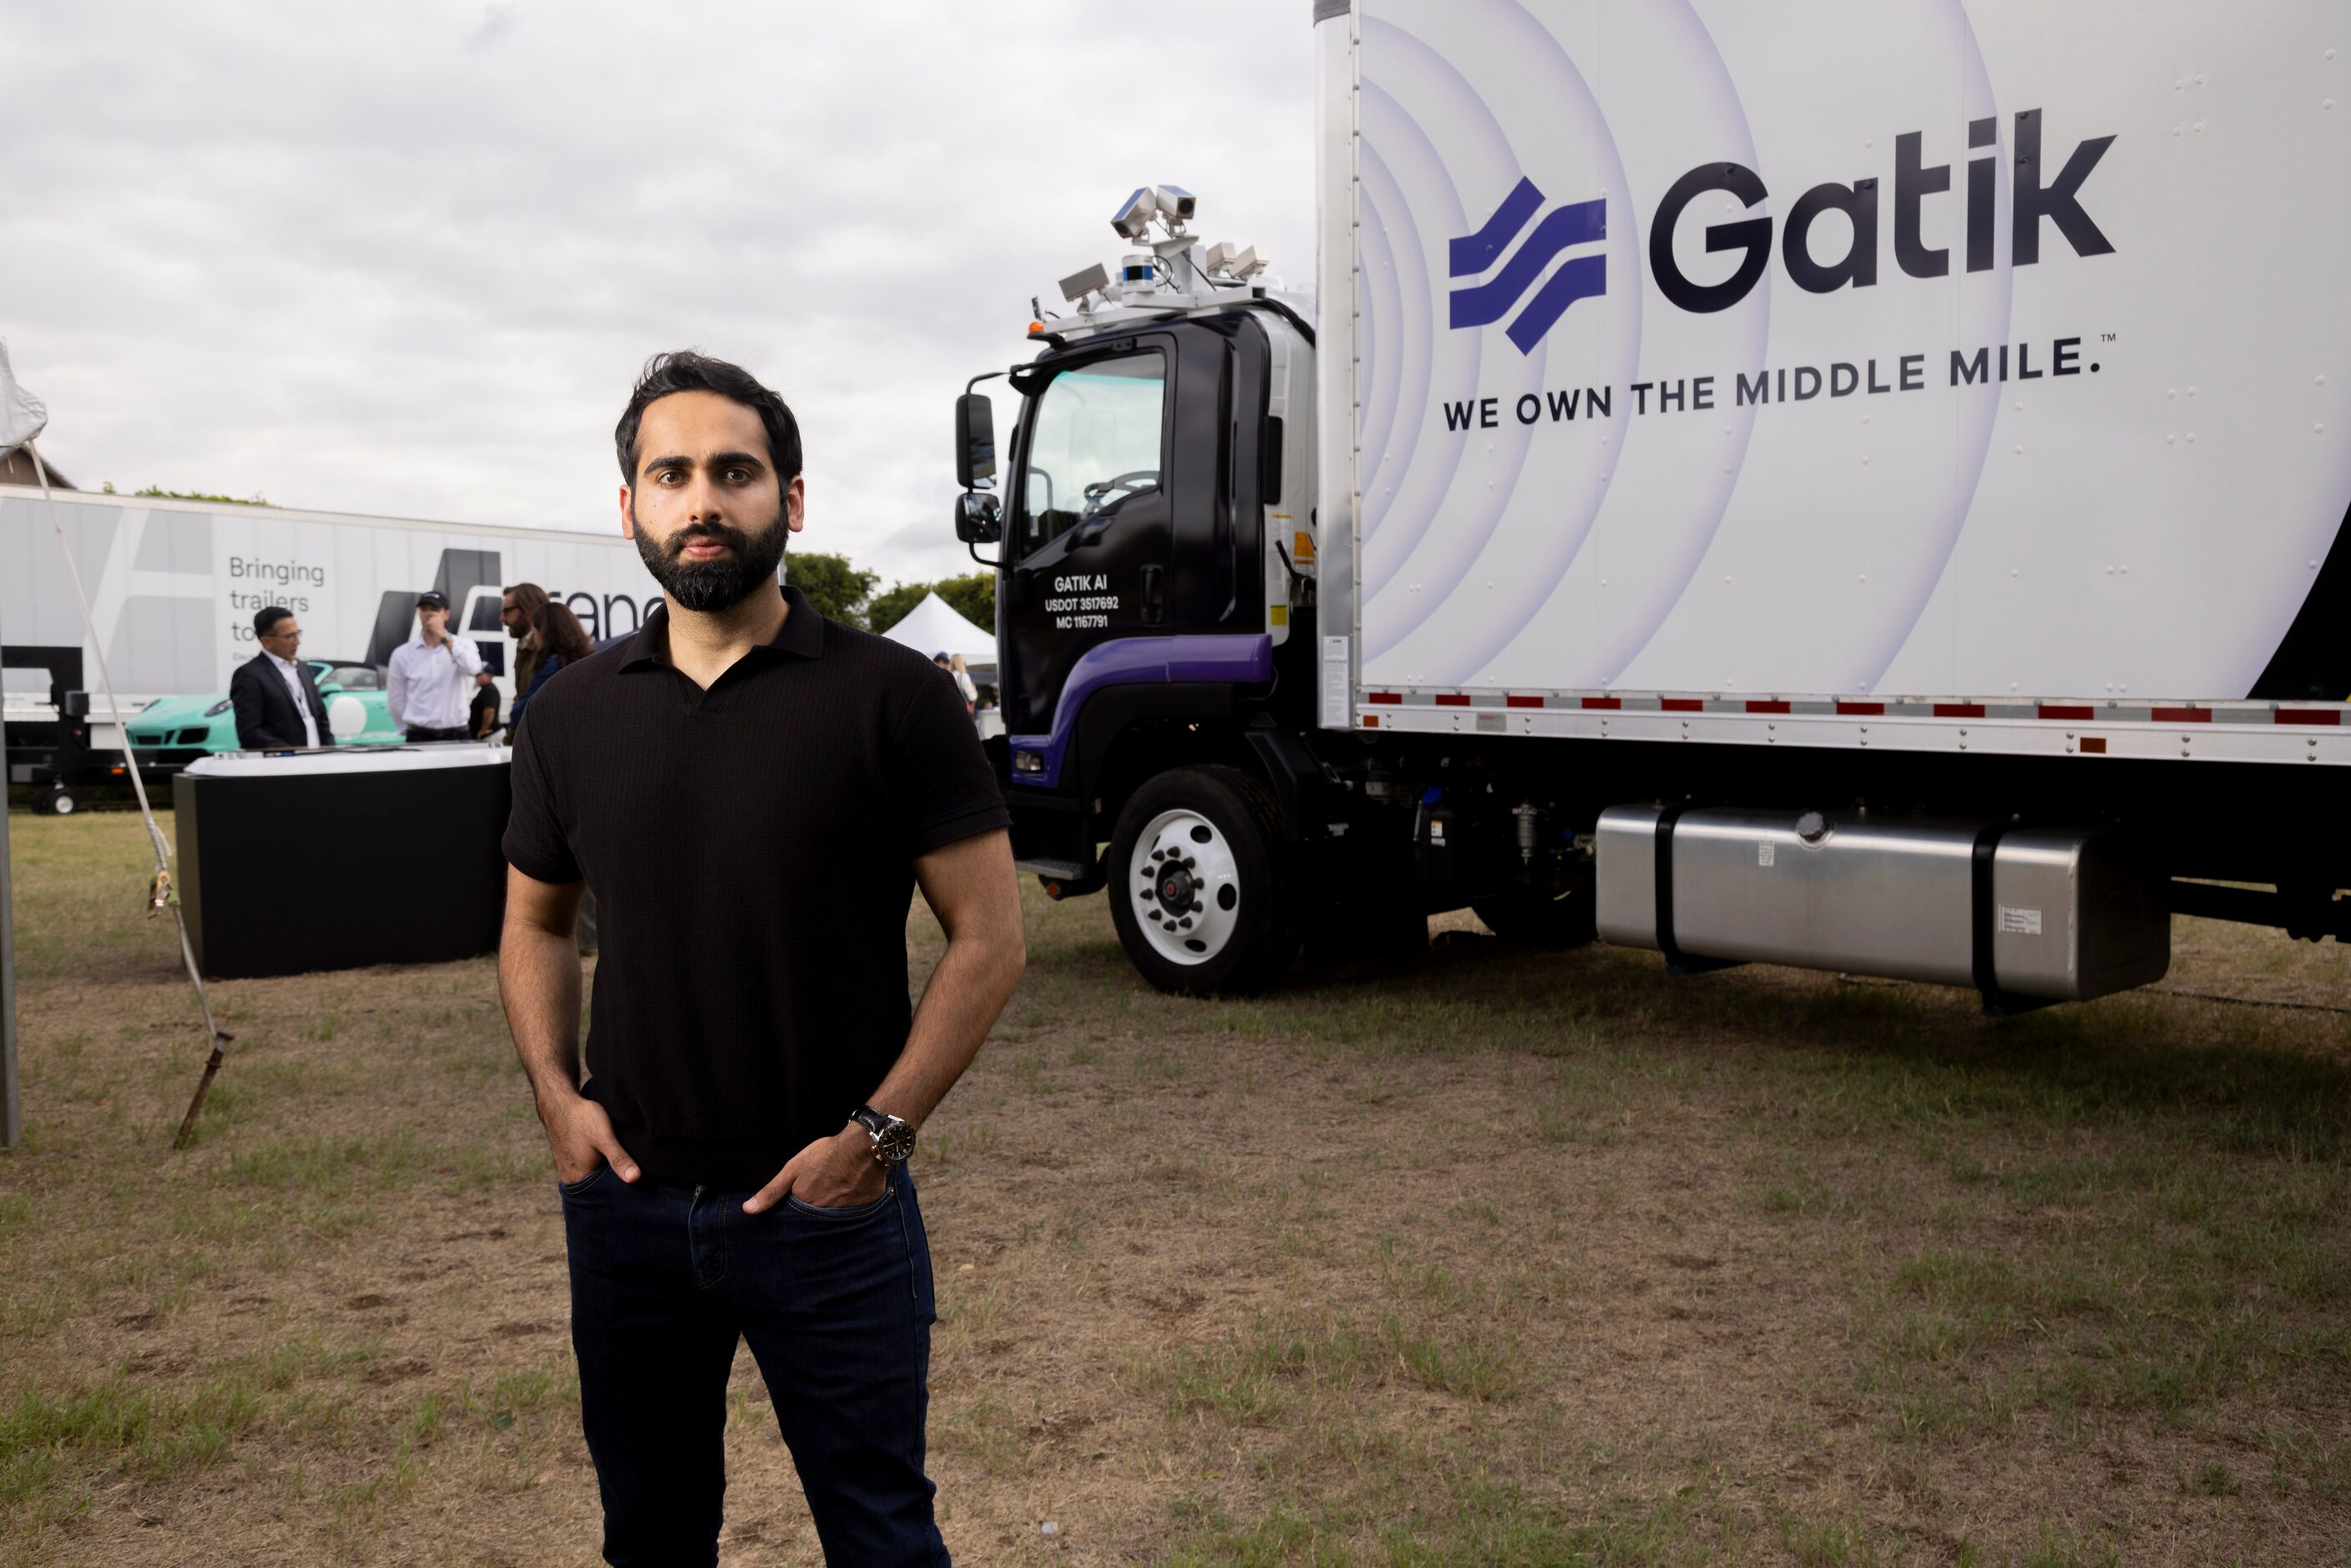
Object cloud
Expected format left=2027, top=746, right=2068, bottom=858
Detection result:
left=1, top=0, right=1316, bottom=584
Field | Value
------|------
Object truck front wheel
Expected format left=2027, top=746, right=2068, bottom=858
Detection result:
left=1108, top=766, right=1301, bottom=994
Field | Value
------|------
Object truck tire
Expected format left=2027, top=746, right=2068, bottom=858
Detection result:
left=1472, top=881, right=1595, bottom=949
left=1109, top=765, right=1301, bottom=994
left=34, top=787, right=77, bottom=817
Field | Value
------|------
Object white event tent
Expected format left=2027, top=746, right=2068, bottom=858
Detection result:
left=878, top=592, right=995, bottom=676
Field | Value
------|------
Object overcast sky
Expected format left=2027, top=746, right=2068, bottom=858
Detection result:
left=3, top=1, right=1316, bottom=585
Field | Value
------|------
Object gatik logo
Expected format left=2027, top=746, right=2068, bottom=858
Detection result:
left=1649, top=109, right=2114, bottom=313
left=1448, top=178, right=1606, bottom=355
left=1444, top=110, right=2115, bottom=345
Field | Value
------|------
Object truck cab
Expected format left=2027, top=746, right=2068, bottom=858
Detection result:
left=955, top=190, right=1352, bottom=989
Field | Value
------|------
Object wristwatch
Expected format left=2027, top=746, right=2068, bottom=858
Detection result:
left=849, top=1104, right=916, bottom=1166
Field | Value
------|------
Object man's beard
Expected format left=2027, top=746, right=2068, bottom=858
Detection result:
left=631, top=503, right=790, bottom=614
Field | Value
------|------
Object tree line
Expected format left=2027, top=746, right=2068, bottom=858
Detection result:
left=786, top=553, right=995, bottom=638
left=99, top=482, right=274, bottom=505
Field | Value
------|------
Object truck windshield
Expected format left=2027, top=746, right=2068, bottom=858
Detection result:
left=1019, top=352, right=1165, bottom=552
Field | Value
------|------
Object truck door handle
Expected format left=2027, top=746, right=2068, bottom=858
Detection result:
left=1141, top=564, right=1165, bottom=626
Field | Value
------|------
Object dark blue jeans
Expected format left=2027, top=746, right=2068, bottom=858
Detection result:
left=559, top=1161, right=946, bottom=1566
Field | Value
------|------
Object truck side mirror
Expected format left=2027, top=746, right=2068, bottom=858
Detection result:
left=954, top=393, right=996, bottom=490
left=955, top=491, right=1002, bottom=545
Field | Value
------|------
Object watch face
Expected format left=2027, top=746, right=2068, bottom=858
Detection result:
left=875, top=1120, right=917, bottom=1163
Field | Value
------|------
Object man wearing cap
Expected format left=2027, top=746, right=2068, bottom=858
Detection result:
left=387, top=590, right=486, bottom=742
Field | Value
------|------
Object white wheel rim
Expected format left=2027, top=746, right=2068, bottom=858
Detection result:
left=1129, top=807, right=1242, bottom=966
left=54, top=794, right=75, bottom=815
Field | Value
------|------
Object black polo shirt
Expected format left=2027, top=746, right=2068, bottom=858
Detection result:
left=502, top=584, right=1010, bottom=1188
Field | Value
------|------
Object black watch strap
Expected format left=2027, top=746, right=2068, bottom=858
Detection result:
left=850, top=1104, right=915, bottom=1164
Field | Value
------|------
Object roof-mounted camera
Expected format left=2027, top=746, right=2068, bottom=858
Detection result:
left=1205, top=241, right=1268, bottom=282
left=1111, top=185, right=1198, bottom=242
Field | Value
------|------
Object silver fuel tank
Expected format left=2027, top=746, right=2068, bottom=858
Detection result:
left=1593, top=806, right=2171, bottom=1008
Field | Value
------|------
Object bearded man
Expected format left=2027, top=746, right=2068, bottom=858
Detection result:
left=498, top=350, right=1024, bottom=1565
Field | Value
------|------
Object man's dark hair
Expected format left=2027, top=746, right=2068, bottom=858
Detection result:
left=254, top=606, right=294, bottom=637
left=614, top=351, right=802, bottom=485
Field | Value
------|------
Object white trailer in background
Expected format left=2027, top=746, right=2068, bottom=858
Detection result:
left=949, top=0, right=2351, bottom=1001
left=1, top=486, right=662, bottom=781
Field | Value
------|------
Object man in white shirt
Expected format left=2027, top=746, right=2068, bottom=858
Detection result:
left=229, top=606, right=336, bottom=750
left=387, top=591, right=486, bottom=742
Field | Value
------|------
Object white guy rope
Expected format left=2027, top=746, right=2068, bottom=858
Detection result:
left=25, top=439, right=234, bottom=1146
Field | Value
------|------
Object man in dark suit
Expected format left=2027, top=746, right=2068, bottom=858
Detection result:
left=230, top=606, right=336, bottom=750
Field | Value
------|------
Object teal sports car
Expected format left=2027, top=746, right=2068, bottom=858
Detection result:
left=129, top=660, right=405, bottom=764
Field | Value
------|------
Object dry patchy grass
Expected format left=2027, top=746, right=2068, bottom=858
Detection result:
left=0, top=812, right=2345, bottom=1564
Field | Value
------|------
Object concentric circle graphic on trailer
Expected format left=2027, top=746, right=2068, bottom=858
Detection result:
left=1357, top=0, right=2351, bottom=703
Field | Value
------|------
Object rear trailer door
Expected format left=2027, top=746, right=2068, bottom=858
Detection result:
left=1322, top=0, right=2351, bottom=758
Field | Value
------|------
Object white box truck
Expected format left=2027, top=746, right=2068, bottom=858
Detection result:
left=949, top=0, right=2350, bottom=1004
left=3, top=486, right=661, bottom=805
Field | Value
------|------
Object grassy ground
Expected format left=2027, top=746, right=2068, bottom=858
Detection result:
left=0, top=811, right=2345, bottom=1565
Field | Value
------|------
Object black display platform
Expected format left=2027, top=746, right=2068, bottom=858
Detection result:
left=173, top=746, right=513, bottom=978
